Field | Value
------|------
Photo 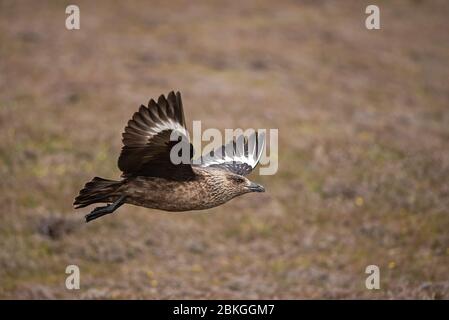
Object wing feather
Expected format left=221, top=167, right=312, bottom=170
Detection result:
left=117, top=91, right=194, bottom=180
left=199, top=131, right=265, bottom=176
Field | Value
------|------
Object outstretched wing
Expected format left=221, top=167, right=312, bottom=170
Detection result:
left=118, top=91, right=195, bottom=180
left=199, top=131, right=265, bottom=176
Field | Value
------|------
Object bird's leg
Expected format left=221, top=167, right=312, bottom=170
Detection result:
left=85, top=195, right=126, bottom=223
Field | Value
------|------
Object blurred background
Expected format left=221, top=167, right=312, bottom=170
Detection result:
left=1, top=0, right=448, bottom=299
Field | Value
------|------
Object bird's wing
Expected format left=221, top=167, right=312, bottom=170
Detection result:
left=199, top=131, right=265, bottom=176
left=118, top=91, right=195, bottom=180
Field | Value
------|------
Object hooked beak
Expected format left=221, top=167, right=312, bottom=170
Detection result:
left=248, top=182, right=265, bottom=193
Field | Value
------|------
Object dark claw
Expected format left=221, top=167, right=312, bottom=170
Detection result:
left=84, top=195, right=126, bottom=223
left=85, top=205, right=111, bottom=222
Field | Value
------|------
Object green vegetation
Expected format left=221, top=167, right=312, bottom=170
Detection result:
left=0, top=0, right=448, bottom=299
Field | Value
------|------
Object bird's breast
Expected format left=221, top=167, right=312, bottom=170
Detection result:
left=121, top=176, right=228, bottom=211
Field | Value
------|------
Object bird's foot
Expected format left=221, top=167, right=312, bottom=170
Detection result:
left=84, top=195, right=126, bottom=223
left=85, top=204, right=114, bottom=223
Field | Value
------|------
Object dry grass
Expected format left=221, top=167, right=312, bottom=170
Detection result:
left=0, top=0, right=448, bottom=299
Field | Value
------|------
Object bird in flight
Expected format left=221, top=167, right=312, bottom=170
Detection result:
left=74, top=91, right=266, bottom=222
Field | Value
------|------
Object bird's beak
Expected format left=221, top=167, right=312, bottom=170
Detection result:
left=248, top=182, right=265, bottom=193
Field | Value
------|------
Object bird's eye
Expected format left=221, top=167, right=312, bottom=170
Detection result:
left=231, top=176, right=245, bottom=184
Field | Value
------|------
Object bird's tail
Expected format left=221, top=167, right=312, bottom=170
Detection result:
left=73, top=177, right=122, bottom=209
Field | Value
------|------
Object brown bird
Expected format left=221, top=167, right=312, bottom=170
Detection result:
left=74, top=91, right=265, bottom=222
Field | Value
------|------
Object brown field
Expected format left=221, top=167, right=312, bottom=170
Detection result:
left=0, top=0, right=448, bottom=299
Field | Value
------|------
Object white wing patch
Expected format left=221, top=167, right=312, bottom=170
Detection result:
left=200, top=131, right=265, bottom=176
left=122, top=104, right=188, bottom=148
left=150, top=119, right=188, bottom=138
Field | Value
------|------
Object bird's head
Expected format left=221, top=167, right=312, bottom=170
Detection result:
left=223, top=173, right=265, bottom=196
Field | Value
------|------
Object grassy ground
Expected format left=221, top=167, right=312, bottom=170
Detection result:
left=0, top=0, right=448, bottom=299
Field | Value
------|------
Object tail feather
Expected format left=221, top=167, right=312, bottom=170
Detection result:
left=74, top=177, right=122, bottom=209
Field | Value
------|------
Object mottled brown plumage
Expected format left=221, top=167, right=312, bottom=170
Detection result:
left=74, top=91, right=265, bottom=222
